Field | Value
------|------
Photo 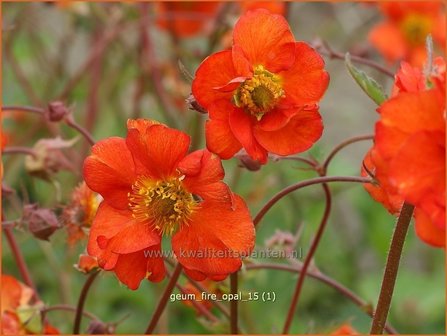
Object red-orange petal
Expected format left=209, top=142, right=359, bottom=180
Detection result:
left=172, top=196, right=254, bottom=278
left=114, top=247, right=165, bottom=290
left=1, top=275, right=22, bottom=312
left=389, top=131, right=445, bottom=209
left=414, top=208, right=445, bottom=248
left=254, top=108, right=323, bottom=156
left=192, top=50, right=238, bottom=109
left=233, top=9, right=295, bottom=73
left=281, top=42, right=329, bottom=105
left=206, top=119, right=242, bottom=159
left=229, top=108, right=268, bottom=163
left=83, top=137, right=136, bottom=210
left=368, top=22, right=407, bottom=62
left=126, top=124, right=190, bottom=179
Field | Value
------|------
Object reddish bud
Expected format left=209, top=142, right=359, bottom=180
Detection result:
left=238, top=154, right=262, bottom=171
left=74, top=254, right=99, bottom=274
left=45, top=101, right=70, bottom=122
left=87, top=320, right=116, bottom=334
left=23, top=204, right=61, bottom=241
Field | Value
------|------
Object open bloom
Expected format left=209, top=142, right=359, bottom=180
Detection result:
left=363, top=58, right=445, bottom=247
left=369, top=2, right=445, bottom=66
left=192, top=9, right=329, bottom=164
left=83, top=119, right=255, bottom=289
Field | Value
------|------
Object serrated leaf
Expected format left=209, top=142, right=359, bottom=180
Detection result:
left=345, top=53, right=388, bottom=105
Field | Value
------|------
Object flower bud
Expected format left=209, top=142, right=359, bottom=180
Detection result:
left=87, top=320, right=116, bottom=334
left=45, top=101, right=70, bottom=122
left=74, top=254, right=99, bottom=274
left=237, top=154, right=261, bottom=171
left=23, top=204, right=61, bottom=241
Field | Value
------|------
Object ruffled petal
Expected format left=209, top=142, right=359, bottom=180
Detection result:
left=83, top=137, right=136, bottom=210
left=126, top=124, right=190, bottom=179
left=1, top=275, right=22, bottom=312
left=206, top=119, right=242, bottom=159
left=192, top=50, right=238, bottom=109
left=233, top=9, right=295, bottom=72
left=257, top=107, right=294, bottom=131
left=114, top=246, right=165, bottom=290
left=254, top=108, right=323, bottom=156
left=172, top=196, right=254, bottom=278
left=389, top=131, right=445, bottom=208
left=229, top=108, right=267, bottom=163
left=281, top=42, right=329, bottom=105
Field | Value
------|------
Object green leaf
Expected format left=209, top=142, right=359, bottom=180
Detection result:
left=345, top=53, right=388, bottom=105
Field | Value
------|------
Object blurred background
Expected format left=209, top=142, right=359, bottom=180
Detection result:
left=2, top=2, right=445, bottom=334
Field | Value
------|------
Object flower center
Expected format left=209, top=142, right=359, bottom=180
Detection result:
left=234, top=65, right=285, bottom=121
left=128, top=176, right=196, bottom=236
left=400, top=14, right=432, bottom=46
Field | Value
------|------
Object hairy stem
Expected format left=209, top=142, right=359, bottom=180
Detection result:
left=370, top=202, right=414, bottom=334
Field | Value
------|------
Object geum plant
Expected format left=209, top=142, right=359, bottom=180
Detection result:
left=2, top=6, right=445, bottom=335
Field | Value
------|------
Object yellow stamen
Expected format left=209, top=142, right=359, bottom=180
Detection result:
left=234, top=65, right=285, bottom=121
left=128, top=176, right=196, bottom=236
left=400, top=14, right=432, bottom=46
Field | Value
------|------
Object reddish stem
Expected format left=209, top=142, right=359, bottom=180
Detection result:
left=230, top=272, right=238, bottom=334
left=2, top=146, right=37, bottom=158
left=370, top=202, right=414, bottom=334
left=254, top=176, right=372, bottom=227
left=3, top=226, right=39, bottom=300
left=282, top=183, right=332, bottom=334
left=73, top=271, right=100, bottom=334
left=246, top=263, right=397, bottom=334
left=145, top=263, right=183, bottom=334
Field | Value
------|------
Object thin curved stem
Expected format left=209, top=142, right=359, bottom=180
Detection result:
left=2, top=146, right=37, bottom=158
left=370, top=202, right=414, bottom=334
left=245, top=263, right=397, bottom=334
left=65, top=116, right=96, bottom=146
left=145, top=263, right=183, bottom=334
left=321, top=134, right=374, bottom=174
left=73, top=270, right=100, bottom=334
left=254, top=176, right=372, bottom=227
left=2, top=105, right=44, bottom=115
left=230, top=272, right=238, bottom=334
left=42, top=304, right=99, bottom=321
left=317, top=41, right=394, bottom=78
left=282, top=183, right=332, bottom=334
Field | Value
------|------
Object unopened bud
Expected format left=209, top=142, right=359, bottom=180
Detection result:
left=238, top=155, right=261, bottom=171
left=45, top=101, right=70, bottom=122
left=87, top=320, right=116, bottom=334
left=74, top=254, right=99, bottom=274
left=23, top=204, right=61, bottom=241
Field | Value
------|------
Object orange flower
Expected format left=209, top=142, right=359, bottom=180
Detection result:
left=369, top=2, right=445, bottom=66
left=62, top=182, right=99, bottom=247
left=192, top=9, right=329, bottom=164
left=1, top=275, right=59, bottom=335
left=155, top=2, right=220, bottom=37
left=364, top=59, right=446, bottom=247
left=240, top=1, right=285, bottom=15
left=83, top=119, right=255, bottom=289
